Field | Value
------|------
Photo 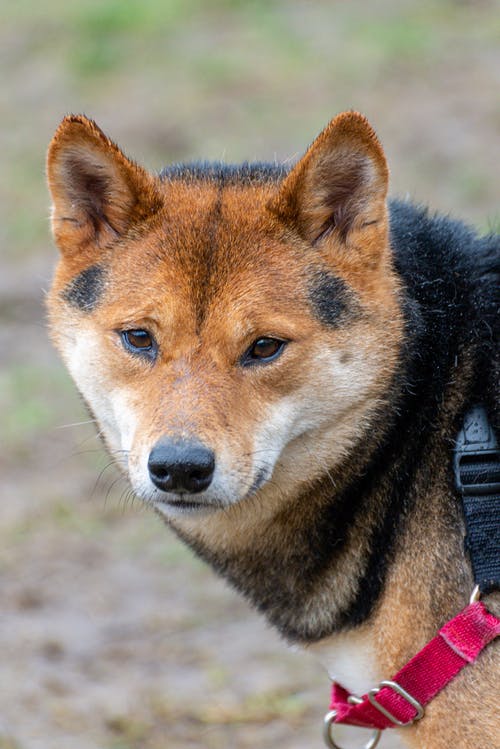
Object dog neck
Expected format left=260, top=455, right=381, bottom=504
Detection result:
left=167, top=361, right=472, bottom=646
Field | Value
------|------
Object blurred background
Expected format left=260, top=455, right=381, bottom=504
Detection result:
left=1, top=1, right=498, bottom=748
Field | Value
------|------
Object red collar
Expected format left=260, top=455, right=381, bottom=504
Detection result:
left=324, top=600, right=500, bottom=748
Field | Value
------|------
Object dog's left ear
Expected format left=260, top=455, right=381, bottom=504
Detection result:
left=47, top=114, right=162, bottom=258
left=270, top=111, right=389, bottom=245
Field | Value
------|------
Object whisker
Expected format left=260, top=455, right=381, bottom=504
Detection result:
left=103, top=474, right=128, bottom=508
left=55, top=419, right=97, bottom=429
left=90, top=459, right=123, bottom=501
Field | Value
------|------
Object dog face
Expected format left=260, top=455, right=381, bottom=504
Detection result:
left=47, top=112, right=403, bottom=530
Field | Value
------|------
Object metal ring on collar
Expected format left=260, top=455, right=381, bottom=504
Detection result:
left=323, top=708, right=382, bottom=749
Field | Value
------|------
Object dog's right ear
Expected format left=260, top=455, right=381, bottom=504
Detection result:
left=47, top=115, right=162, bottom=257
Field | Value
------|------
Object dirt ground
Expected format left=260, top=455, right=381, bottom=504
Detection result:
left=1, top=2, right=498, bottom=748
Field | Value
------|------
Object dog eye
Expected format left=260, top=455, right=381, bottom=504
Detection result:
left=120, top=329, right=156, bottom=358
left=242, top=337, right=286, bottom=365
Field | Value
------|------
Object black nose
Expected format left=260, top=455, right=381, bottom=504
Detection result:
left=148, top=440, right=215, bottom=494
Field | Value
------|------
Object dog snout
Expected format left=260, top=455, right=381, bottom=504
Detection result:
left=147, top=439, right=215, bottom=494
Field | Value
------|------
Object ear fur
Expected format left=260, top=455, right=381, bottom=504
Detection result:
left=46, top=115, right=162, bottom=256
left=270, top=111, right=389, bottom=244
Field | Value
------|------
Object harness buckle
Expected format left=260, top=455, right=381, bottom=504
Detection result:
left=470, top=584, right=481, bottom=604
left=454, top=405, right=500, bottom=496
left=367, top=680, right=424, bottom=727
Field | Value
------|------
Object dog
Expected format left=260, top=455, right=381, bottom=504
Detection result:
left=46, top=112, right=499, bottom=748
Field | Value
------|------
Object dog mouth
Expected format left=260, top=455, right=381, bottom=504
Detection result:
left=153, top=496, right=220, bottom=514
left=146, top=466, right=272, bottom=516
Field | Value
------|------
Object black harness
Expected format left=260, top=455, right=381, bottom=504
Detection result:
left=454, top=405, right=500, bottom=595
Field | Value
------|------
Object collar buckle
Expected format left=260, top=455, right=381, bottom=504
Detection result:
left=367, top=680, right=424, bottom=727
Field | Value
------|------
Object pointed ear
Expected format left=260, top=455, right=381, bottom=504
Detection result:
left=270, top=112, right=389, bottom=244
left=46, top=115, right=162, bottom=256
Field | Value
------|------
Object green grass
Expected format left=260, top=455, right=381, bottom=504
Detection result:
left=69, top=1, right=184, bottom=76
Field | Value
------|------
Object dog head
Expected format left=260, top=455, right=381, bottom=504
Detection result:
left=47, top=112, right=402, bottom=528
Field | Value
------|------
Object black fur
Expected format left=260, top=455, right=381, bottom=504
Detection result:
left=160, top=161, right=289, bottom=185
left=340, top=201, right=500, bottom=627
left=327, top=202, right=497, bottom=634
left=174, top=198, right=499, bottom=642
left=308, top=268, right=355, bottom=326
left=63, top=264, right=106, bottom=312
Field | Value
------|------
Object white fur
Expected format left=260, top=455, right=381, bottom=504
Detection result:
left=307, top=628, right=379, bottom=697
left=60, top=324, right=389, bottom=526
left=61, top=326, right=136, bottom=463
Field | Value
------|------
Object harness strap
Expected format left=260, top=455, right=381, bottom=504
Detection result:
left=454, top=405, right=500, bottom=594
